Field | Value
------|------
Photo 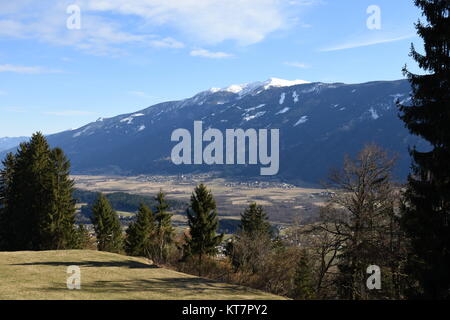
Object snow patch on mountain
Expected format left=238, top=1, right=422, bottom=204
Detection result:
left=369, top=108, right=379, bottom=120
left=73, top=125, right=95, bottom=138
left=399, top=96, right=412, bottom=105
left=209, top=87, right=221, bottom=93
left=279, top=93, right=286, bottom=105
left=292, top=91, right=299, bottom=103
left=120, top=113, right=145, bottom=124
left=245, top=104, right=265, bottom=112
left=276, top=107, right=290, bottom=115
left=243, top=111, right=266, bottom=121
left=390, top=93, right=405, bottom=103
left=263, top=78, right=310, bottom=89
left=294, top=116, right=308, bottom=126
left=225, top=84, right=246, bottom=94
left=301, top=83, right=324, bottom=94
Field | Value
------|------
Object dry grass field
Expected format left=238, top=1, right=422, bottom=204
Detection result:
left=0, top=250, right=285, bottom=300
left=72, top=175, right=329, bottom=225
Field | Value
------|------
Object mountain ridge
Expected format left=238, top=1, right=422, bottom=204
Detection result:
left=1, top=78, right=426, bottom=185
left=0, top=136, right=29, bottom=153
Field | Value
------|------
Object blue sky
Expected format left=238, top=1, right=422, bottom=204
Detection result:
left=0, top=0, right=424, bottom=137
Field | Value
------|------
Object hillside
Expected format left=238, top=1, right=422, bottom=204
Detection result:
left=0, top=250, right=284, bottom=300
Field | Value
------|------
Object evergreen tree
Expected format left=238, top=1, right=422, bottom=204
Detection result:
left=44, top=147, right=78, bottom=249
left=184, top=184, right=223, bottom=276
left=14, top=133, right=54, bottom=250
left=125, top=203, right=156, bottom=257
left=239, top=202, right=272, bottom=238
left=154, top=190, right=174, bottom=263
left=0, top=153, right=16, bottom=249
left=398, top=0, right=450, bottom=299
left=91, top=193, right=124, bottom=253
left=228, top=203, right=273, bottom=273
left=0, top=134, right=79, bottom=251
left=0, top=133, right=72, bottom=250
left=292, top=250, right=315, bottom=300
left=73, top=224, right=91, bottom=249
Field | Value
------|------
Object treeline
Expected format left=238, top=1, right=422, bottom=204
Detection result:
left=73, top=189, right=186, bottom=216
left=74, top=188, right=240, bottom=233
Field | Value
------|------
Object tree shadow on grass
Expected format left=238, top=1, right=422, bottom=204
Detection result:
left=12, top=259, right=158, bottom=269
left=41, top=277, right=264, bottom=297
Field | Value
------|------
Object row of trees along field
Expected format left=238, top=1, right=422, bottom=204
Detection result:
left=0, top=0, right=448, bottom=300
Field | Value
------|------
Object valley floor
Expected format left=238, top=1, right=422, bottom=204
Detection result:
left=72, top=174, right=329, bottom=225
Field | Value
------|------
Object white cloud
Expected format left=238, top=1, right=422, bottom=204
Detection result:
left=190, top=49, right=233, bottom=59
left=43, top=110, right=96, bottom=116
left=149, top=37, right=184, bottom=48
left=0, top=64, right=62, bottom=74
left=0, top=19, right=27, bottom=38
left=0, top=0, right=316, bottom=55
left=320, top=33, right=417, bottom=52
left=284, top=61, right=310, bottom=68
left=0, top=1, right=185, bottom=56
left=291, top=0, right=325, bottom=5
left=81, top=0, right=286, bottom=45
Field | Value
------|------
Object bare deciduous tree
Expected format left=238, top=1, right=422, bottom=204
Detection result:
left=312, top=144, right=407, bottom=299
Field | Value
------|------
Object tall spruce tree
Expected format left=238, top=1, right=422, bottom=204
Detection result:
left=154, top=190, right=174, bottom=263
left=398, top=0, right=450, bottom=299
left=45, top=147, right=78, bottom=249
left=14, top=133, right=54, bottom=250
left=0, top=133, right=78, bottom=250
left=0, top=153, right=16, bottom=249
left=184, top=184, right=223, bottom=276
left=91, top=193, right=124, bottom=253
left=292, top=250, right=315, bottom=300
left=125, top=203, right=156, bottom=257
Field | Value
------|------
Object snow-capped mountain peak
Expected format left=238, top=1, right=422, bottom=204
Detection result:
left=261, top=77, right=311, bottom=89
left=207, top=78, right=311, bottom=97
